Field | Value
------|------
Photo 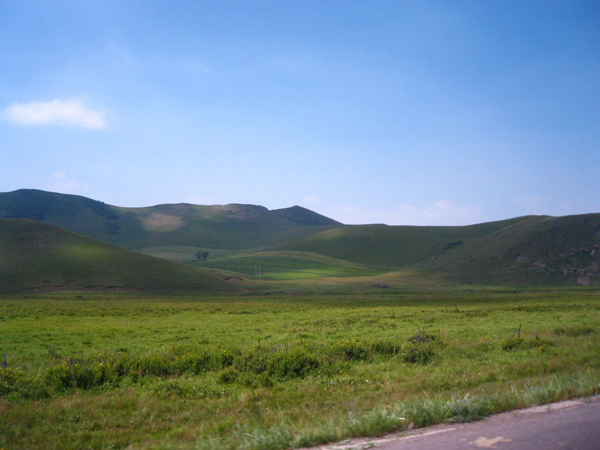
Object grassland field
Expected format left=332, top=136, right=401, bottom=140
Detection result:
left=192, top=252, right=386, bottom=280
left=140, top=248, right=387, bottom=280
left=1, top=287, right=600, bottom=450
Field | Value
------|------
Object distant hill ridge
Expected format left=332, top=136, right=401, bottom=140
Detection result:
left=1, top=189, right=599, bottom=286
left=0, top=189, right=341, bottom=250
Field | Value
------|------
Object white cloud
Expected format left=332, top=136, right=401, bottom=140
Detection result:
left=303, top=195, right=320, bottom=205
left=4, top=99, right=106, bottom=129
left=325, top=200, right=481, bottom=226
left=397, top=200, right=479, bottom=222
left=50, top=171, right=85, bottom=194
left=511, top=195, right=547, bottom=212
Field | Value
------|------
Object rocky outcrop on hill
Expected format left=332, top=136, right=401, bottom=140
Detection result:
left=511, top=244, right=600, bottom=285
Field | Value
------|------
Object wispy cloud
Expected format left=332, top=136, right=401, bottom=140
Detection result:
left=326, top=200, right=481, bottom=226
left=50, top=171, right=86, bottom=194
left=4, top=99, right=106, bottom=129
left=398, top=200, right=480, bottom=223
left=303, top=195, right=320, bottom=205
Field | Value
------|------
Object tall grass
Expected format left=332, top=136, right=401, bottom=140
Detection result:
left=196, top=372, right=600, bottom=450
left=1, top=336, right=438, bottom=397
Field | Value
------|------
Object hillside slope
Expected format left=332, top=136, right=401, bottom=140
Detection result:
left=269, top=214, right=600, bottom=285
left=268, top=217, right=530, bottom=267
left=0, top=219, right=234, bottom=293
left=435, top=213, right=600, bottom=284
left=0, top=190, right=341, bottom=250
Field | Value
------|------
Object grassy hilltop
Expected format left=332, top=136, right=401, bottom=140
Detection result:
left=0, top=219, right=233, bottom=293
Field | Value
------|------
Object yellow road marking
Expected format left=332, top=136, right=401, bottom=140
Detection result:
left=469, top=436, right=512, bottom=448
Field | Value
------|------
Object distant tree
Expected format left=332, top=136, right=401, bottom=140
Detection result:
left=196, top=251, right=209, bottom=261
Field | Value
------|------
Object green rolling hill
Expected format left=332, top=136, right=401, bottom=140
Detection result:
left=0, top=189, right=341, bottom=250
left=268, top=214, right=600, bottom=285
left=267, top=217, right=528, bottom=267
left=0, top=219, right=235, bottom=293
left=1, top=189, right=598, bottom=286
left=433, top=213, right=600, bottom=284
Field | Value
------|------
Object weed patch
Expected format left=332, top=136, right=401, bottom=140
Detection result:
left=501, top=336, right=554, bottom=352
left=554, top=326, right=596, bottom=337
left=2, top=336, right=435, bottom=397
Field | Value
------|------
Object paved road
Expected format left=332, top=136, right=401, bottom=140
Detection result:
left=306, top=396, right=600, bottom=450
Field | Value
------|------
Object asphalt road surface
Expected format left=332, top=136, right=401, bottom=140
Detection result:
left=306, top=396, right=600, bottom=450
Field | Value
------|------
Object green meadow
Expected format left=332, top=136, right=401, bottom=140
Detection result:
left=192, top=251, right=386, bottom=280
left=1, top=289, right=599, bottom=450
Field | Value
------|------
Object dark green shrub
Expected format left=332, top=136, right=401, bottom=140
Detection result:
left=501, top=336, right=553, bottom=352
left=1, top=368, right=49, bottom=399
left=44, top=359, right=117, bottom=390
left=0, top=368, right=25, bottom=396
left=266, top=349, right=321, bottom=378
left=501, top=337, right=524, bottom=351
left=400, top=343, right=435, bottom=364
left=331, top=340, right=371, bottom=361
left=554, top=326, right=596, bottom=337
left=218, top=367, right=239, bottom=384
left=367, top=339, right=399, bottom=355
left=240, top=372, right=274, bottom=388
left=233, top=351, right=269, bottom=374
left=409, top=331, right=438, bottom=344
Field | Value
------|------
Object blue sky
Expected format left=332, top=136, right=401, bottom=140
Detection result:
left=1, top=1, right=599, bottom=225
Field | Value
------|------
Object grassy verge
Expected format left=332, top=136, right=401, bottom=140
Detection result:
left=199, top=371, right=600, bottom=450
left=0, top=289, right=599, bottom=449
